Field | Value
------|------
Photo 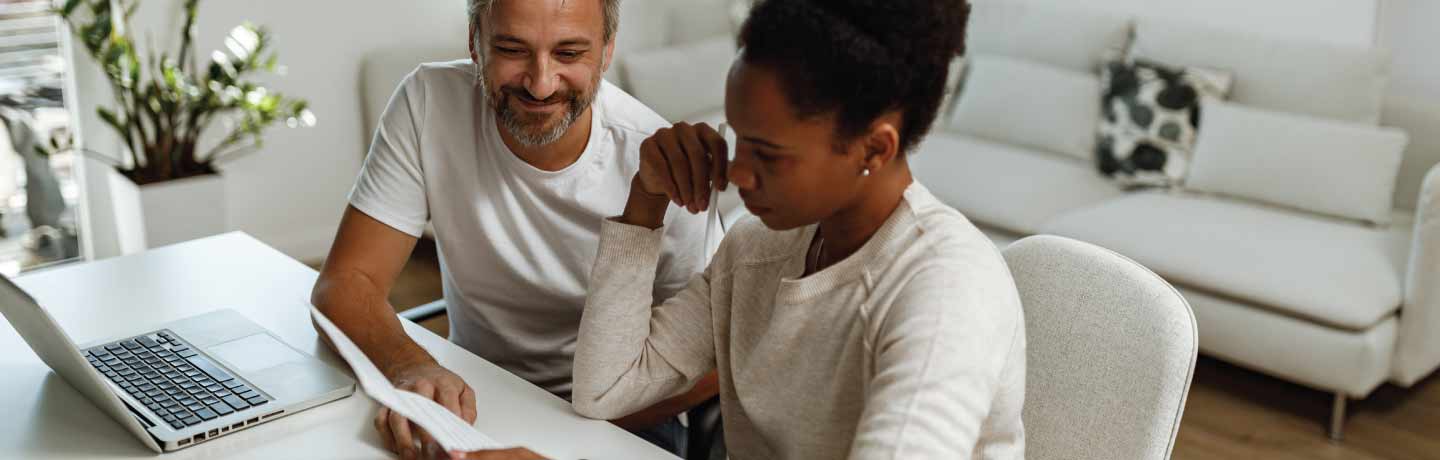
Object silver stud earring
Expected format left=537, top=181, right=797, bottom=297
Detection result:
left=861, top=168, right=871, bottom=177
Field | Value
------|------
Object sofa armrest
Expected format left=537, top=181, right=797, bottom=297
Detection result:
left=1394, top=163, right=1440, bottom=386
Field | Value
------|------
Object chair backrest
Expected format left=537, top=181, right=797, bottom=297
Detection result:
left=1003, top=235, right=1197, bottom=459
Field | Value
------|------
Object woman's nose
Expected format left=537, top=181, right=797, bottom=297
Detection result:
left=728, top=158, right=757, bottom=190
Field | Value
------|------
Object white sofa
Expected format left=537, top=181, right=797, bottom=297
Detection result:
left=905, top=1, right=1440, bottom=439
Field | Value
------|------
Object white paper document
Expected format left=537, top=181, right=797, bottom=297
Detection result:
left=310, top=305, right=505, bottom=452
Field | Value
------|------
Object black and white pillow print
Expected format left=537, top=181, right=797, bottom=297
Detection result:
left=1097, top=55, right=1233, bottom=188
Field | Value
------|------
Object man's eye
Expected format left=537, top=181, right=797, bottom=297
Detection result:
left=556, top=50, right=583, bottom=60
left=495, top=47, right=523, bottom=55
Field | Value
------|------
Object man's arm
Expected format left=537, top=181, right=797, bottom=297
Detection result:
left=312, top=205, right=424, bottom=374
left=312, top=206, right=477, bottom=460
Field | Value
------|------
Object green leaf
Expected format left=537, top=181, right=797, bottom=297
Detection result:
left=60, top=0, right=84, bottom=17
left=96, top=107, right=128, bottom=141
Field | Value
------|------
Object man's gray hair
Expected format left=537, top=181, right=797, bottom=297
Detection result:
left=468, top=0, right=621, bottom=55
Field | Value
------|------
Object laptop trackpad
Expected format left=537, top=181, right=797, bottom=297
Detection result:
left=206, top=333, right=306, bottom=373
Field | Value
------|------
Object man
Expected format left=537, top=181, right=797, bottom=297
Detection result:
left=310, top=0, right=719, bottom=458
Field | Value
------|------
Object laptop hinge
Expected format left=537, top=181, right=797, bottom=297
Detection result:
left=123, top=401, right=155, bottom=428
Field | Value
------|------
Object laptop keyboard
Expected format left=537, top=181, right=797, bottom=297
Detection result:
left=84, top=330, right=270, bottom=430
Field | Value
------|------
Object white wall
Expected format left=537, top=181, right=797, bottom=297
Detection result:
left=992, top=0, right=1378, bottom=46
left=71, top=0, right=468, bottom=261
left=1378, top=0, right=1440, bottom=210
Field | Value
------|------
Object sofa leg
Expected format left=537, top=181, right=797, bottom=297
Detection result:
left=1329, top=392, right=1347, bottom=441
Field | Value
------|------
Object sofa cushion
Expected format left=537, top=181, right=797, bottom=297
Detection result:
left=968, top=0, right=1132, bottom=73
left=1188, top=99, right=1409, bottom=225
left=911, top=134, right=1122, bottom=235
left=622, top=36, right=735, bottom=121
left=1132, top=18, right=1389, bottom=124
left=1039, top=192, right=1410, bottom=330
left=1096, top=54, right=1233, bottom=188
left=665, top=0, right=738, bottom=43
left=1181, top=286, right=1395, bottom=397
left=607, top=0, right=671, bottom=90
left=949, top=54, right=1101, bottom=161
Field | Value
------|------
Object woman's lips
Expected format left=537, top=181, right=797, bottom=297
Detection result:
left=743, top=200, right=771, bottom=215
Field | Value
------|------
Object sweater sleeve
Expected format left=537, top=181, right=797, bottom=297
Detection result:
left=847, top=264, right=1027, bottom=460
left=571, top=218, right=719, bottom=419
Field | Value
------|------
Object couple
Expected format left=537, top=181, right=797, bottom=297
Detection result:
left=312, top=0, right=1025, bottom=459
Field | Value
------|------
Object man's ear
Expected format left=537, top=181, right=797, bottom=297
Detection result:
left=468, top=22, right=480, bottom=64
left=862, top=113, right=902, bottom=173
left=601, top=37, right=617, bottom=74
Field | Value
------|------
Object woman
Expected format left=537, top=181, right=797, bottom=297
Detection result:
left=575, top=0, right=1026, bottom=456
left=449, top=0, right=1023, bottom=458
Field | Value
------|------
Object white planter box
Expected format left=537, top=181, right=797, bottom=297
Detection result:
left=108, top=169, right=226, bottom=254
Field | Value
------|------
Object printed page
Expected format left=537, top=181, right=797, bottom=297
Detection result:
left=310, top=305, right=505, bottom=452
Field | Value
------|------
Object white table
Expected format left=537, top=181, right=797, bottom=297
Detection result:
left=0, top=232, right=678, bottom=460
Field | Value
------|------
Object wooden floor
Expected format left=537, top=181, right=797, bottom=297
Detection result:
left=323, top=239, right=1440, bottom=459
left=1177, top=358, right=1440, bottom=459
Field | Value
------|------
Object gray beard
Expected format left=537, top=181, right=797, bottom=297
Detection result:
left=484, top=75, right=599, bottom=148
left=496, top=103, right=578, bottom=147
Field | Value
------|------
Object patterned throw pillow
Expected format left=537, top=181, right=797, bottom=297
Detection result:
left=1097, top=55, right=1233, bottom=188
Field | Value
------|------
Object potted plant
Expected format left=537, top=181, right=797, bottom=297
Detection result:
left=55, top=0, right=314, bottom=252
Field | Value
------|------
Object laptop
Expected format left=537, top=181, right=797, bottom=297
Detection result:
left=0, top=274, right=355, bottom=452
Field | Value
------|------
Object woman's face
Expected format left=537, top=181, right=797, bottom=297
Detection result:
left=723, top=61, right=870, bottom=231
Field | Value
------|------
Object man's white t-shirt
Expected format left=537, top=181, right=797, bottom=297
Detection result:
left=349, top=59, right=710, bottom=396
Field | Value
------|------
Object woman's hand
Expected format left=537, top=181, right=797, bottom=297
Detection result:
left=624, top=122, right=729, bottom=228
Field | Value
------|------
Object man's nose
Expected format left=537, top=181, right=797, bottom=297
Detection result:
left=523, top=57, right=558, bottom=101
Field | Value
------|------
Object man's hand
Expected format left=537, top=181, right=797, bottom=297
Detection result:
left=375, top=361, right=478, bottom=460
left=625, top=122, right=730, bottom=228
left=437, top=447, right=548, bottom=460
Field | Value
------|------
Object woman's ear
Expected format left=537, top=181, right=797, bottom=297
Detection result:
left=862, top=113, right=902, bottom=173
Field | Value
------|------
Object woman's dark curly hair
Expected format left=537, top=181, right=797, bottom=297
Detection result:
left=738, top=0, right=969, bottom=154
